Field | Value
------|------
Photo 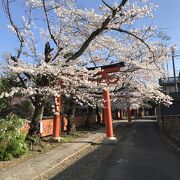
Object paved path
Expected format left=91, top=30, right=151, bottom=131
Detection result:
left=0, top=127, right=107, bottom=180
left=1, top=121, right=180, bottom=180
left=93, top=122, right=180, bottom=180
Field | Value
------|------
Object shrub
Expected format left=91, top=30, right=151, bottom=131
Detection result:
left=0, top=115, right=28, bottom=160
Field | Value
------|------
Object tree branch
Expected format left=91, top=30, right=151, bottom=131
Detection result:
left=109, top=27, right=161, bottom=69
left=66, top=0, right=128, bottom=63
left=17, top=74, right=35, bottom=107
left=110, top=28, right=153, bottom=53
left=3, top=0, right=36, bottom=106
left=10, top=57, right=35, bottom=106
left=44, top=42, right=54, bottom=63
left=102, top=0, right=113, bottom=11
left=42, top=0, right=63, bottom=51
left=3, top=0, right=24, bottom=59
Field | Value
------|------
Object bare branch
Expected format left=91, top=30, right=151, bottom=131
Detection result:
left=2, top=1, right=36, bottom=106
left=142, top=26, right=151, bottom=39
left=117, top=0, right=128, bottom=10
left=42, top=0, right=63, bottom=51
left=2, top=0, right=24, bottom=59
left=102, top=0, right=113, bottom=11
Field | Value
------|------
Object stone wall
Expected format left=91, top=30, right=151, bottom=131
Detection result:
left=157, top=115, right=180, bottom=144
left=156, top=103, right=180, bottom=144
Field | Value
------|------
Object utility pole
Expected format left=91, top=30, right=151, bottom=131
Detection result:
left=166, top=59, right=170, bottom=94
left=171, top=46, right=178, bottom=93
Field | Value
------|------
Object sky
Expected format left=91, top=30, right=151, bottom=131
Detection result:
left=0, top=0, right=180, bottom=76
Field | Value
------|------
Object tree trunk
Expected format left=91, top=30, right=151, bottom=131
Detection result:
left=115, top=109, right=118, bottom=120
left=85, top=106, right=93, bottom=128
left=67, top=99, right=76, bottom=134
left=96, top=104, right=102, bottom=126
left=69, top=108, right=76, bottom=134
left=28, top=95, right=46, bottom=136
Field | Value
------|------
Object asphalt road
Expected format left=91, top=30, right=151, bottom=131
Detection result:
left=93, top=122, right=180, bottom=180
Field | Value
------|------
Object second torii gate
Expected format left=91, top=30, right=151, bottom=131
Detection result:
left=88, top=62, right=125, bottom=144
left=115, top=95, right=143, bottom=123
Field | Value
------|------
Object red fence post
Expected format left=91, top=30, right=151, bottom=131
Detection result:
left=103, top=89, right=117, bottom=144
left=52, top=96, right=61, bottom=142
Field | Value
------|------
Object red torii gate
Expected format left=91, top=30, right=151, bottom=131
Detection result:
left=52, top=62, right=124, bottom=143
left=115, top=95, right=140, bottom=123
left=89, top=62, right=125, bottom=143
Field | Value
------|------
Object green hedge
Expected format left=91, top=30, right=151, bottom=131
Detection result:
left=0, top=115, right=28, bottom=160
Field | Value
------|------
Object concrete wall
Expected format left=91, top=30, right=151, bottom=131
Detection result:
left=156, top=109, right=180, bottom=144
left=156, top=101, right=180, bottom=144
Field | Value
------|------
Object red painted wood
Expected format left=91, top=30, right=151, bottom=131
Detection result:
left=40, top=119, right=54, bottom=137
left=53, top=96, right=61, bottom=139
left=103, top=89, right=114, bottom=138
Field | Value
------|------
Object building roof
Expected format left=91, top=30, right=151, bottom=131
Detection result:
left=159, top=77, right=180, bottom=85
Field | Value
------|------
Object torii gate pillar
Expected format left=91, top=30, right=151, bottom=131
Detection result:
left=103, top=89, right=117, bottom=144
left=52, top=96, right=61, bottom=142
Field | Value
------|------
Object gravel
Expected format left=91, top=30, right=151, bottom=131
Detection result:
left=37, top=138, right=115, bottom=180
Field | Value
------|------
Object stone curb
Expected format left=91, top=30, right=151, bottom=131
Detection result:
left=32, top=134, right=105, bottom=180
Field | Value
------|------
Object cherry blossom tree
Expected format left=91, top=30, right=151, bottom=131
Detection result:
left=1, top=0, right=171, bottom=136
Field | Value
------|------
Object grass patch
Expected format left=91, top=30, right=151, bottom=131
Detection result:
left=61, top=132, right=85, bottom=143
left=60, top=135, right=76, bottom=143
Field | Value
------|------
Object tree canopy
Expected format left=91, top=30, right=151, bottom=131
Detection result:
left=0, top=0, right=172, bottom=134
